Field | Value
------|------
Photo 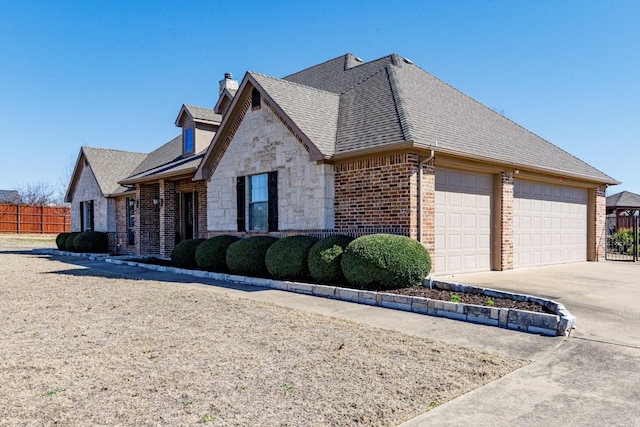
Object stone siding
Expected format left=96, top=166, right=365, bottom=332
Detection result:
left=207, top=102, right=333, bottom=233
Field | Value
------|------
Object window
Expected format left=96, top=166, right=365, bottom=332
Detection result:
left=184, top=127, right=194, bottom=153
left=127, top=197, right=135, bottom=245
left=237, top=171, right=278, bottom=232
left=249, top=174, right=268, bottom=231
left=80, top=200, right=94, bottom=232
left=251, top=88, right=261, bottom=110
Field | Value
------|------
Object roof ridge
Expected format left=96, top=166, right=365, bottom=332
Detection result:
left=184, top=103, right=216, bottom=111
left=385, top=65, right=411, bottom=142
left=82, top=146, right=148, bottom=155
left=281, top=53, right=356, bottom=79
left=250, top=72, right=340, bottom=96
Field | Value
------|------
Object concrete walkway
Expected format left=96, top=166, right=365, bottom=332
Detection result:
left=404, top=261, right=640, bottom=426
left=51, top=255, right=639, bottom=426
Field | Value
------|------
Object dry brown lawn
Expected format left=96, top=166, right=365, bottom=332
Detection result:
left=0, top=235, right=528, bottom=426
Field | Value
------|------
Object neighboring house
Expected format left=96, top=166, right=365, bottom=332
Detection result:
left=65, top=74, right=234, bottom=256
left=194, top=53, right=619, bottom=275
left=65, top=147, right=148, bottom=253
left=606, top=191, right=640, bottom=231
left=0, top=190, right=19, bottom=204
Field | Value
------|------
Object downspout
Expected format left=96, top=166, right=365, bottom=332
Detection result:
left=418, top=148, right=435, bottom=244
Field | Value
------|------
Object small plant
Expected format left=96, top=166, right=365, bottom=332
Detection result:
left=429, top=401, right=439, bottom=408
left=451, top=294, right=461, bottom=303
left=182, top=400, right=193, bottom=406
left=485, top=299, right=495, bottom=306
left=73, top=231, right=109, bottom=253
left=281, top=383, right=293, bottom=393
left=43, top=388, right=66, bottom=396
left=203, top=413, right=215, bottom=423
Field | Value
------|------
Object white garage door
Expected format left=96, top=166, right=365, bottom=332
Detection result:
left=435, top=168, right=492, bottom=275
left=514, top=180, right=587, bottom=268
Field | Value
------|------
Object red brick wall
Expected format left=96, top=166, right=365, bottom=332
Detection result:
left=594, top=185, right=607, bottom=260
left=334, top=153, right=415, bottom=234
left=113, top=196, right=136, bottom=255
left=136, top=183, right=160, bottom=256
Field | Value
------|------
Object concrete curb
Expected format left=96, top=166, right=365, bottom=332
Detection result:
left=33, top=249, right=575, bottom=336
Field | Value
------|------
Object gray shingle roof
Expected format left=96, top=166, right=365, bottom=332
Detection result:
left=184, top=104, right=222, bottom=123
left=128, top=136, right=182, bottom=177
left=251, top=72, right=340, bottom=157
left=279, top=53, right=616, bottom=183
left=607, top=191, right=640, bottom=209
left=0, top=189, right=19, bottom=203
left=80, top=147, right=148, bottom=196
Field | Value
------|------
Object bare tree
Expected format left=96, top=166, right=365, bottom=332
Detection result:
left=12, top=181, right=58, bottom=206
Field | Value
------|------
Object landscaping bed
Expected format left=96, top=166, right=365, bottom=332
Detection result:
left=388, top=287, right=552, bottom=314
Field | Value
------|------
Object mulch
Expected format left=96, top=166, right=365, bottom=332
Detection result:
left=388, top=287, right=552, bottom=313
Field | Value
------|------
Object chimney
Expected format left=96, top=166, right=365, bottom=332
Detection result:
left=219, top=72, right=238, bottom=95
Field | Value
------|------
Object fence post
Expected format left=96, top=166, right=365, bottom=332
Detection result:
left=16, top=204, right=20, bottom=234
left=633, top=216, right=640, bottom=262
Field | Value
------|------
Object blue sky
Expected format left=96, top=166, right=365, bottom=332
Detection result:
left=1, top=0, right=638, bottom=199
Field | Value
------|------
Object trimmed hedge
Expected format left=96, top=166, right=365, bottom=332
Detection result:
left=308, top=234, right=354, bottom=284
left=56, top=232, right=71, bottom=250
left=64, top=232, right=81, bottom=252
left=341, top=234, right=431, bottom=290
left=195, top=235, right=241, bottom=272
left=226, top=236, right=278, bottom=277
left=265, top=235, right=319, bottom=280
left=171, top=239, right=206, bottom=269
left=73, top=231, right=109, bottom=253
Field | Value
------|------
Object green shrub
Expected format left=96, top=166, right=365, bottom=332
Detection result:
left=265, top=235, right=319, bottom=280
left=73, top=231, right=109, bottom=253
left=609, top=229, right=637, bottom=255
left=195, top=235, right=241, bottom=272
left=64, top=232, right=81, bottom=252
left=226, top=236, right=279, bottom=277
left=308, top=235, right=355, bottom=284
left=56, top=232, right=70, bottom=250
left=171, top=239, right=206, bottom=268
left=340, top=234, right=431, bottom=290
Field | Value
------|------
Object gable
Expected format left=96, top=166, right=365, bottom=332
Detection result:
left=195, top=75, right=330, bottom=180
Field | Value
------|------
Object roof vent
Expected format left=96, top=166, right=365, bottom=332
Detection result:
left=403, top=57, right=414, bottom=64
left=354, top=56, right=363, bottom=62
left=224, top=72, right=233, bottom=80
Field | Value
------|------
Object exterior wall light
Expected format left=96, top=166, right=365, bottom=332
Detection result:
left=152, top=198, right=163, bottom=207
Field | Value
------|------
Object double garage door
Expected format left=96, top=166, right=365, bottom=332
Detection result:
left=434, top=168, right=588, bottom=275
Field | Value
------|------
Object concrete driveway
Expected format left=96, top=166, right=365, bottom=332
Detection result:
left=404, top=261, right=640, bottom=426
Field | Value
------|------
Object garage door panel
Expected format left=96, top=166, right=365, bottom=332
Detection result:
left=435, top=169, right=493, bottom=275
left=514, top=180, right=587, bottom=268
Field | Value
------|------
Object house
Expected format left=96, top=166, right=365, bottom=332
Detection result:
left=606, top=191, right=640, bottom=231
left=0, top=190, right=19, bottom=204
left=65, top=147, right=148, bottom=253
left=65, top=74, right=234, bottom=256
left=195, top=53, right=619, bottom=275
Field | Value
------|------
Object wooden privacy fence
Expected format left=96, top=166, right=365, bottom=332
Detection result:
left=0, top=204, right=71, bottom=234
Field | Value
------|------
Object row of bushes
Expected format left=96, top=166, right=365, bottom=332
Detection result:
left=56, top=231, right=109, bottom=253
left=171, top=233, right=432, bottom=290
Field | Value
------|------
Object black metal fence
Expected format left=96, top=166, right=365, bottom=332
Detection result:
left=606, top=213, right=639, bottom=261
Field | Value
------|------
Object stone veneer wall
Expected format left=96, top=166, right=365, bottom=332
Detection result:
left=206, top=101, right=333, bottom=233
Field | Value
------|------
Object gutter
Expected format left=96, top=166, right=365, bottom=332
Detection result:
left=418, top=148, right=435, bottom=244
